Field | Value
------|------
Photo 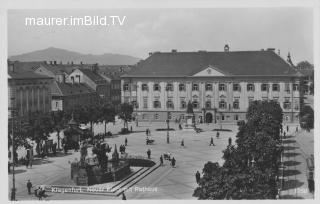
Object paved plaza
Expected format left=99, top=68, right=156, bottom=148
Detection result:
left=8, top=121, right=314, bottom=200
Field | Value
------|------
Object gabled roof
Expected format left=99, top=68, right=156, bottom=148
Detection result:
left=124, top=50, right=298, bottom=77
left=297, top=69, right=314, bottom=76
left=53, top=82, right=95, bottom=96
left=38, top=64, right=77, bottom=75
left=79, top=69, right=106, bottom=83
left=8, top=61, right=46, bottom=73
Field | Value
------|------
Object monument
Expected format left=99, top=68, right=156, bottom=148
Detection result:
left=184, top=101, right=196, bottom=130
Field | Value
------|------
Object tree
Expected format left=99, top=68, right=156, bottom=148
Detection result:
left=118, top=103, right=133, bottom=129
left=296, top=61, right=314, bottom=70
left=51, top=110, right=67, bottom=150
left=99, top=103, right=116, bottom=135
left=299, top=105, right=314, bottom=130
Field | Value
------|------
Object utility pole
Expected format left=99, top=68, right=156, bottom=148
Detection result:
left=10, top=97, right=16, bottom=201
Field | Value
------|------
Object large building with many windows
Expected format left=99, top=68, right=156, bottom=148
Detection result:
left=121, top=48, right=303, bottom=123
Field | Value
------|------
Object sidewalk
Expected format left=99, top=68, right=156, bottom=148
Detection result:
left=280, top=127, right=314, bottom=199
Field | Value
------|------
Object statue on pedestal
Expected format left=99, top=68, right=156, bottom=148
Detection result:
left=185, top=101, right=195, bottom=129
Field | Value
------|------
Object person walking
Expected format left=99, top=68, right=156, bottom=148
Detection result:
left=147, top=149, right=151, bottom=159
left=195, top=171, right=201, bottom=184
left=216, top=131, right=220, bottom=139
left=296, top=126, right=299, bottom=133
left=171, top=157, right=176, bottom=167
left=27, top=180, right=32, bottom=195
left=210, top=137, right=214, bottom=146
left=181, top=139, right=184, bottom=147
left=283, top=131, right=286, bottom=137
left=286, top=125, right=289, bottom=132
left=160, top=155, right=164, bottom=166
left=130, top=126, right=133, bottom=133
left=122, top=192, right=127, bottom=200
left=145, top=129, right=148, bottom=137
left=125, top=138, right=128, bottom=146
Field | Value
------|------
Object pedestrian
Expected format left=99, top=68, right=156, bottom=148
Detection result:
left=123, top=145, right=126, bottom=153
left=216, top=131, right=220, bottom=139
left=145, top=129, right=148, bottom=136
left=296, top=126, right=299, bottom=133
left=160, top=155, right=164, bottom=166
left=53, top=143, right=57, bottom=156
left=130, top=126, right=133, bottom=132
left=171, top=157, right=176, bottom=167
left=287, top=125, right=289, bottom=132
left=148, top=129, right=151, bottom=136
left=181, top=139, right=184, bottom=147
left=125, top=138, right=128, bottom=146
left=147, top=149, right=151, bottom=159
left=210, top=137, right=214, bottom=146
left=283, top=131, right=286, bottom=137
left=228, top=137, right=232, bottom=146
left=25, top=158, right=29, bottom=169
left=122, top=192, right=127, bottom=200
left=27, top=180, right=32, bottom=195
left=195, top=171, right=201, bottom=184
left=29, top=159, right=33, bottom=168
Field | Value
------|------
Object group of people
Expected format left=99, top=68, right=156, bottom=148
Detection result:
left=26, top=180, right=46, bottom=200
left=159, top=154, right=176, bottom=167
left=145, top=128, right=151, bottom=136
left=120, top=144, right=126, bottom=154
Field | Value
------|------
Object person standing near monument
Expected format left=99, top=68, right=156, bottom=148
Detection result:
left=216, top=131, right=220, bottom=139
left=160, top=155, right=164, bottom=166
left=210, top=137, right=214, bottom=146
left=171, top=157, right=176, bottom=167
left=147, top=149, right=151, bottom=159
left=125, top=138, right=128, bottom=146
left=26, top=180, right=32, bottom=194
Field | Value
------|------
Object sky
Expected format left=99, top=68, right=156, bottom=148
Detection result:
left=8, top=8, right=313, bottom=64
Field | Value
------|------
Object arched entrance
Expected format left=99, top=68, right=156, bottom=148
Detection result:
left=205, top=112, right=213, bottom=123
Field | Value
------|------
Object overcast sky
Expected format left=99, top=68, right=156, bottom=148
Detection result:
left=8, top=8, right=313, bottom=64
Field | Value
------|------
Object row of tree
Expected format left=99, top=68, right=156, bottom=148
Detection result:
left=193, top=100, right=283, bottom=199
left=8, top=102, right=134, bottom=157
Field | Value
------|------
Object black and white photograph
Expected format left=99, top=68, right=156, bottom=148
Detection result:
left=1, top=0, right=318, bottom=201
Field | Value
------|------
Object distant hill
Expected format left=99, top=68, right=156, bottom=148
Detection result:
left=9, top=47, right=141, bottom=65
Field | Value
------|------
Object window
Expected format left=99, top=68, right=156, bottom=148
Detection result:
left=76, top=75, right=80, bottom=83
left=205, top=101, right=211, bottom=109
left=234, top=115, right=239, bottom=121
left=180, top=100, right=186, bottom=109
left=153, top=100, right=161, bottom=108
left=221, top=115, right=225, bottom=121
left=132, top=100, right=138, bottom=109
left=293, top=84, right=299, bottom=91
left=219, top=83, right=226, bottom=91
left=283, top=99, right=291, bottom=109
left=193, top=101, right=199, bottom=109
left=294, top=99, right=299, bottom=110
left=55, top=101, right=58, bottom=108
left=233, top=83, right=241, bottom=92
left=261, top=84, right=268, bottom=91
left=153, top=84, right=160, bottom=91
left=123, top=83, right=129, bottom=91
left=142, top=84, right=148, bottom=91
left=247, top=83, right=255, bottom=91
left=273, top=97, right=279, bottom=102
left=71, top=76, right=75, bottom=84
left=179, top=83, right=186, bottom=91
left=248, top=97, right=254, bottom=106
left=285, top=83, right=290, bottom=93
left=166, top=83, right=173, bottom=91
left=233, top=100, right=239, bottom=109
left=166, top=100, right=174, bottom=109
left=168, top=112, right=172, bottom=120
left=192, top=83, right=199, bottom=91
left=219, top=101, right=226, bottom=109
left=205, top=83, right=213, bottom=91
left=272, top=84, right=280, bottom=91
left=154, top=113, right=159, bottom=120
left=143, top=97, right=148, bottom=109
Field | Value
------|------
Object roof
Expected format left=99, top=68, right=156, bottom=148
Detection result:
left=38, top=64, right=77, bottom=75
left=54, top=82, right=95, bottom=96
left=8, top=71, right=53, bottom=80
left=8, top=61, right=46, bottom=73
left=79, top=69, right=106, bottom=83
left=298, top=69, right=314, bottom=76
left=98, top=65, right=134, bottom=79
left=124, top=51, right=298, bottom=77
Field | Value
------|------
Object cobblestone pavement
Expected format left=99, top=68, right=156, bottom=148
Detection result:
left=9, top=122, right=238, bottom=200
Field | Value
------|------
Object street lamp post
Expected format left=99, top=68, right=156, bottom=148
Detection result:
left=166, top=86, right=170, bottom=143
left=10, top=97, right=16, bottom=201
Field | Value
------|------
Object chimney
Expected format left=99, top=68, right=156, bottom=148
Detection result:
left=54, top=61, right=57, bottom=65
left=267, top=48, right=275, bottom=52
left=171, top=49, right=177, bottom=53
left=80, top=61, right=83, bottom=65
left=50, top=61, right=53, bottom=65
left=148, top=52, right=153, bottom=56
left=44, top=61, right=47, bottom=65
left=224, top=44, right=229, bottom=52
left=71, top=61, right=74, bottom=65
left=277, top=49, right=280, bottom=55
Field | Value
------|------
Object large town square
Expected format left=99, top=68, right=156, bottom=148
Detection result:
left=5, top=5, right=315, bottom=201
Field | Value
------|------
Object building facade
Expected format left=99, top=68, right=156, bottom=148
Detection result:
left=8, top=63, right=53, bottom=118
left=121, top=49, right=302, bottom=123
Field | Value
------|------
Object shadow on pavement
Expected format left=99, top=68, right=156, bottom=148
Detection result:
left=9, top=169, right=27, bottom=175
left=283, top=152, right=301, bottom=158
left=31, top=159, right=54, bottom=166
left=283, top=160, right=301, bottom=167
left=283, top=169, right=301, bottom=177
left=282, top=139, right=296, bottom=144
left=283, top=146, right=299, bottom=151
left=282, top=179, right=304, bottom=191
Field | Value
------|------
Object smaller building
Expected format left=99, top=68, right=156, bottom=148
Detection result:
left=51, top=81, right=97, bottom=112
left=67, top=68, right=111, bottom=102
left=298, top=69, right=314, bottom=95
